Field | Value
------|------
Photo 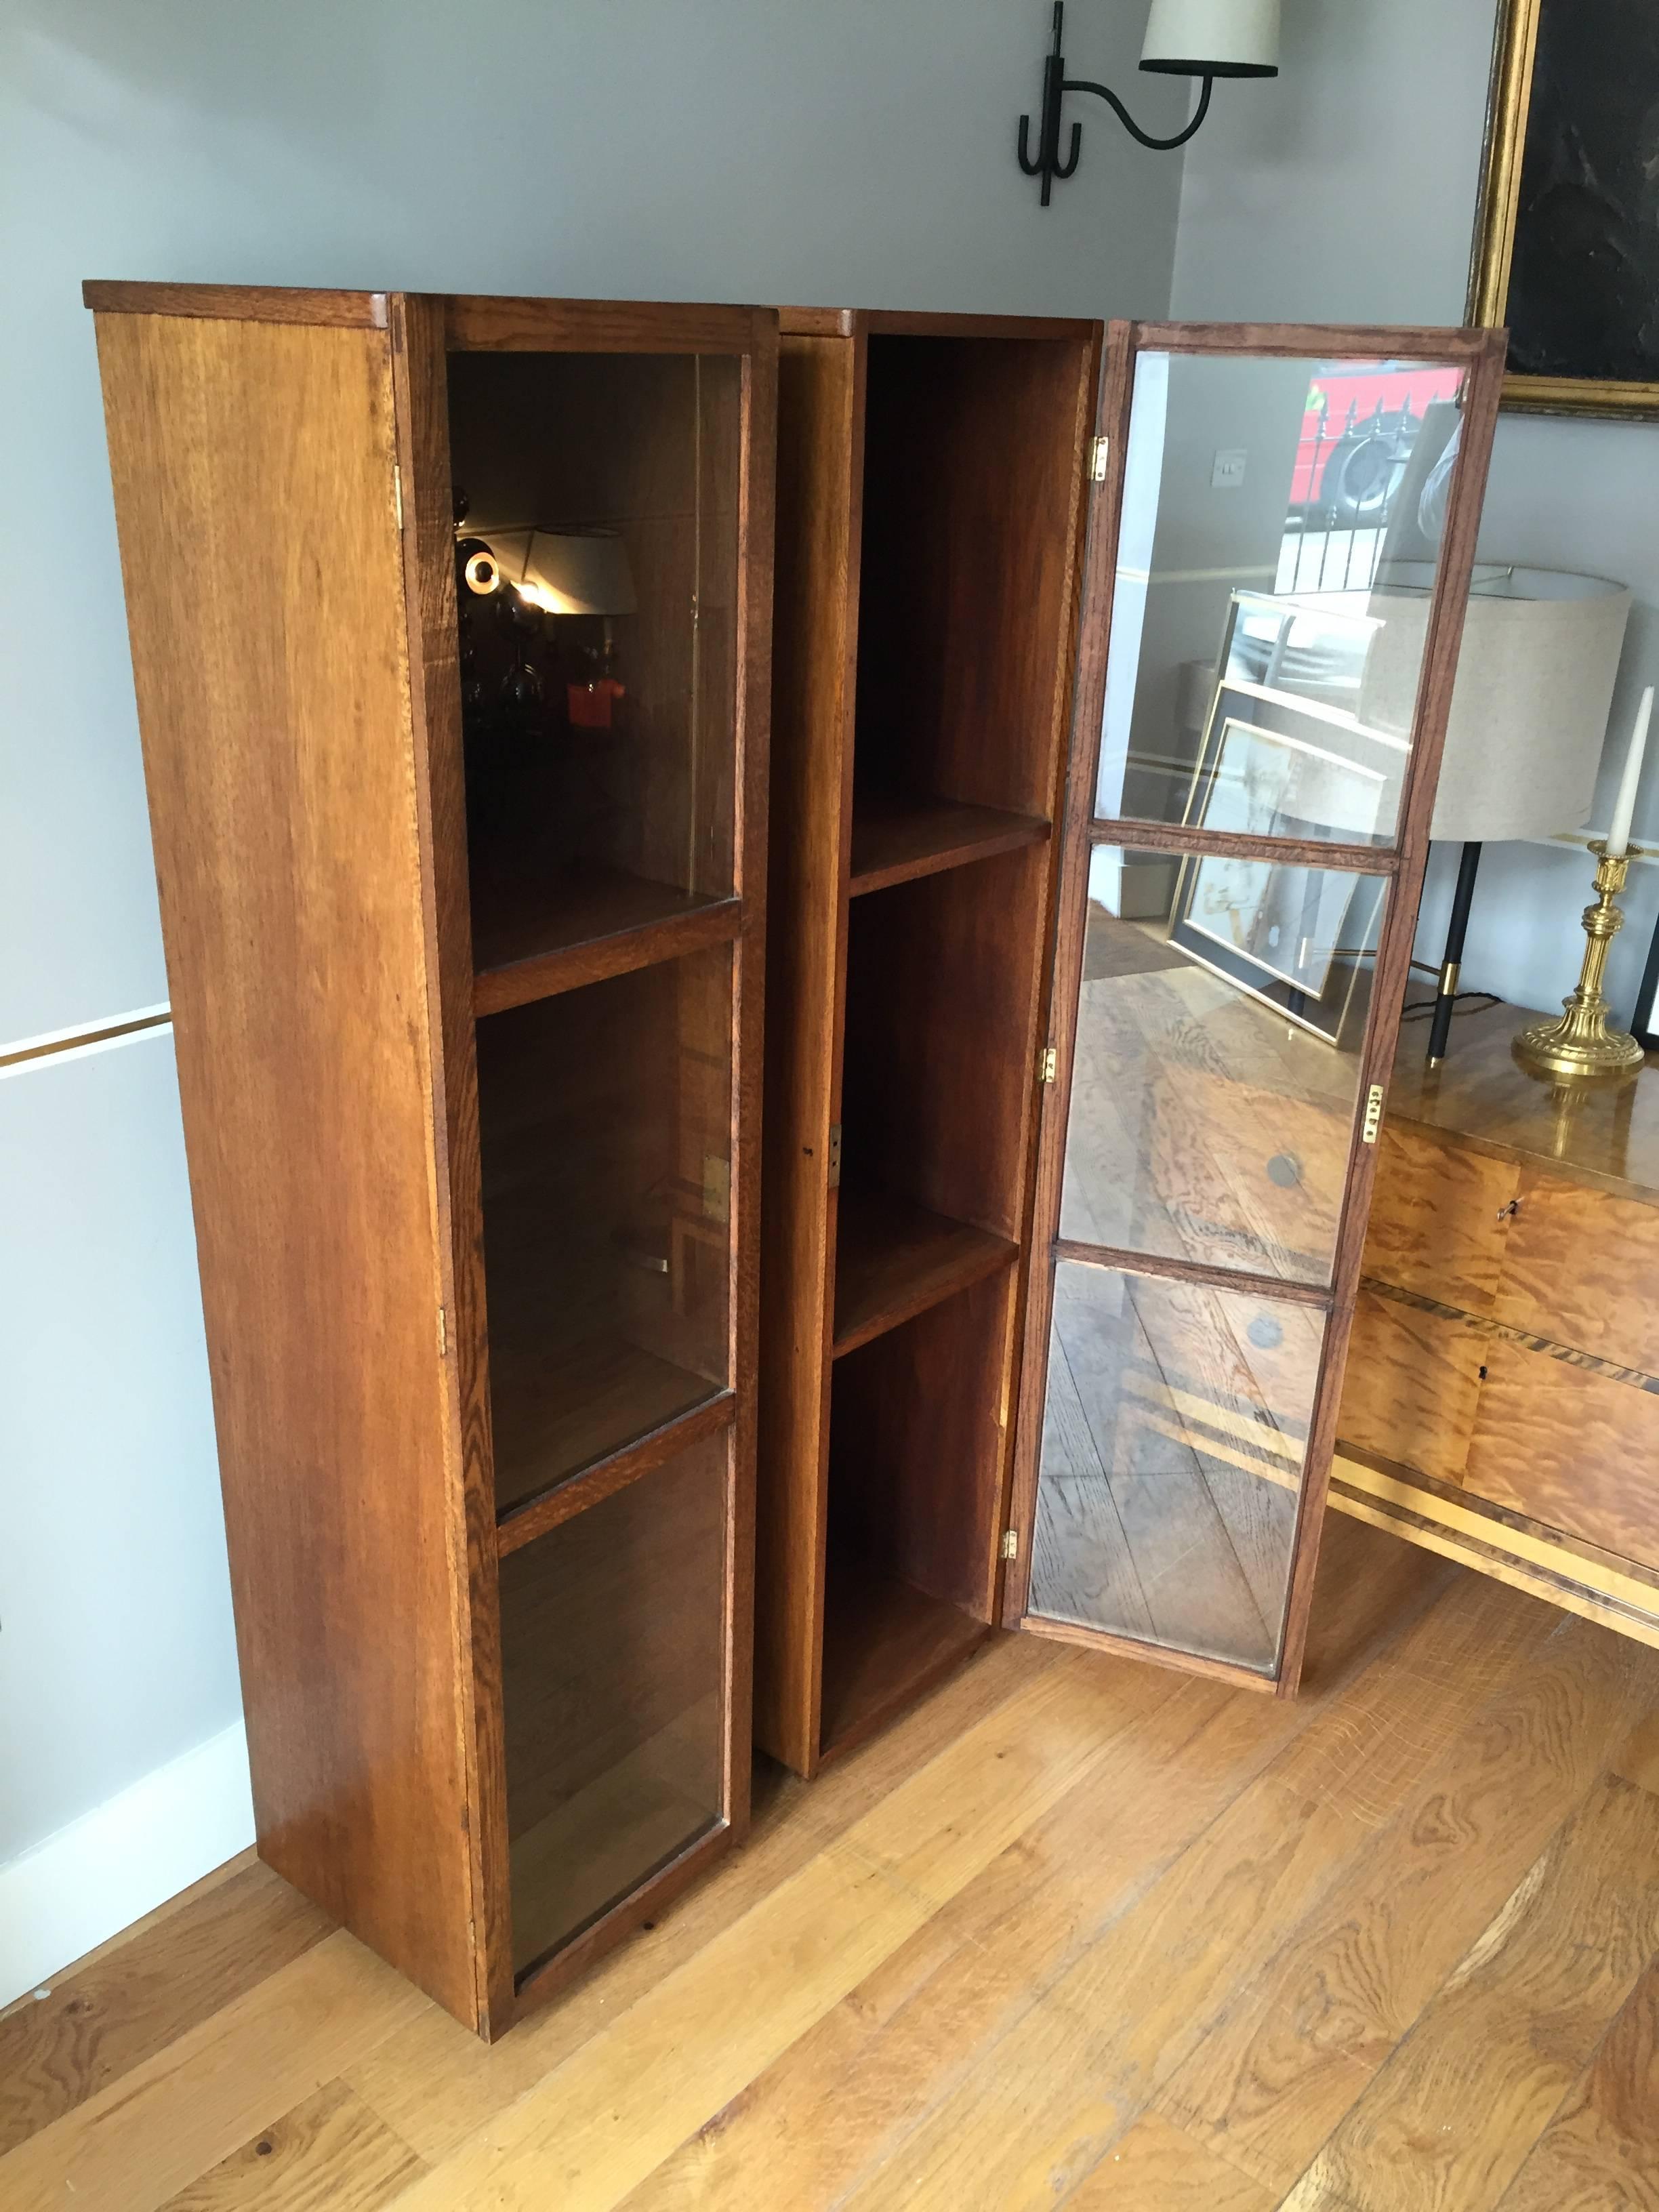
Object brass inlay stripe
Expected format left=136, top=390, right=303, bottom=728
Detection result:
left=0, top=1010, right=173, bottom=1071
left=1333, top=1454, right=1659, bottom=1615
left=1330, top=1489, right=1659, bottom=1655
left=1361, top=1275, right=1659, bottom=1393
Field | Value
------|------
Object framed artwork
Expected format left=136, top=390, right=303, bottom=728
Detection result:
left=1470, top=0, right=1659, bottom=418
left=1170, top=678, right=1391, bottom=1044
left=1635, top=901, right=1659, bottom=1054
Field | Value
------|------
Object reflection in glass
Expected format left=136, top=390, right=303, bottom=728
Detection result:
left=447, top=351, right=742, bottom=971
left=476, top=948, right=733, bottom=1515
left=1096, top=351, right=1468, bottom=842
left=1030, top=1261, right=1325, bottom=1672
left=501, top=1437, right=727, bottom=1973
left=1060, top=849, right=1382, bottom=1285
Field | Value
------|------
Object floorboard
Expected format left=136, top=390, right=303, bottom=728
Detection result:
left=5, top=1521, right=1658, bottom=2212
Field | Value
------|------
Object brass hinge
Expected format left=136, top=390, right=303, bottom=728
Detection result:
left=1039, top=1045, right=1057, bottom=1084
left=827, top=1122, right=842, bottom=1189
left=393, top=464, right=405, bottom=532
left=1001, top=1528, right=1019, bottom=1561
left=1090, top=435, right=1110, bottom=483
left=1361, top=1084, right=1386, bottom=1145
left=438, top=1304, right=448, bottom=1357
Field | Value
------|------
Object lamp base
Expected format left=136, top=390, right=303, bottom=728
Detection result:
left=1513, top=841, right=1647, bottom=1083
left=1513, top=1003, right=1645, bottom=1082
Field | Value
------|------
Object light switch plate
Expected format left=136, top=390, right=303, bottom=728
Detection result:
left=1212, top=447, right=1247, bottom=490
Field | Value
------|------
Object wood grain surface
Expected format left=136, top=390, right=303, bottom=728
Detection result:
left=387, top=288, right=512, bottom=2036
left=754, top=327, right=862, bottom=1776
left=1499, top=1954, right=1659, bottom=2211
left=1465, top=1340, right=1659, bottom=1566
left=846, top=794, right=1050, bottom=897
left=443, top=295, right=769, bottom=356
left=91, top=307, right=483, bottom=2028
left=1360, top=1120, right=1519, bottom=1313
left=157, top=2078, right=423, bottom=2211
left=831, top=1184, right=1017, bottom=1356
left=1379, top=996, right=1659, bottom=1205
left=20, top=1521, right=1658, bottom=2210
left=1496, top=1166, right=1659, bottom=1374
left=83, top=280, right=388, bottom=327
left=1338, top=1284, right=1488, bottom=1486
left=0, top=1860, right=330, bottom=2157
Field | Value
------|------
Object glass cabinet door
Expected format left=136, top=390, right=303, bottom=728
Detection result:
left=414, top=296, right=771, bottom=2016
left=1006, top=322, right=1505, bottom=1691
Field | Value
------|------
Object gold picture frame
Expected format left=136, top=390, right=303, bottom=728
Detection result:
left=1469, top=0, right=1659, bottom=419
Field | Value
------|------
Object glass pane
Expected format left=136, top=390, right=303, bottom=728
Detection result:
left=1031, top=1261, right=1326, bottom=1672
left=447, top=352, right=741, bottom=971
left=476, top=947, right=732, bottom=1516
left=1096, top=351, right=1469, bottom=843
left=500, top=1436, right=727, bottom=1974
left=1061, top=847, right=1384, bottom=1286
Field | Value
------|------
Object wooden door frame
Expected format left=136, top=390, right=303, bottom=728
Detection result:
left=1003, top=318, right=1508, bottom=1696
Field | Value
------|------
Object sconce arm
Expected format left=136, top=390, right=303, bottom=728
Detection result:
left=1063, top=72, right=1214, bottom=152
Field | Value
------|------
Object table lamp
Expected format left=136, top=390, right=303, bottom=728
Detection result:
left=1357, top=565, right=1631, bottom=1064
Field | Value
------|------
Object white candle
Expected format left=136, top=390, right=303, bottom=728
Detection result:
left=1605, top=684, right=1653, bottom=857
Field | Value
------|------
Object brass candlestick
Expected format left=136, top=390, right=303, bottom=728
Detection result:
left=1513, top=841, right=1648, bottom=1080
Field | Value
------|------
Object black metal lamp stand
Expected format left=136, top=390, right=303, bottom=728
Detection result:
left=1426, top=840, right=1482, bottom=1067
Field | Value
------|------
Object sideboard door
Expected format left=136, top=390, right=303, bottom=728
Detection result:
left=1002, top=319, right=1507, bottom=1693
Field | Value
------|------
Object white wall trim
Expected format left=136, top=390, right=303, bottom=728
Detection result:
left=0, top=1721, right=253, bottom=2005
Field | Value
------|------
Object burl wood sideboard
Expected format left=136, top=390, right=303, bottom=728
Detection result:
left=1336, top=1000, right=1659, bottom=1647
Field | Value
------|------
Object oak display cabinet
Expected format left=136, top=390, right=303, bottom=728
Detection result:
left=85, top=281, right=775, bottom=2039
left=760, top=312, right=1507, bottom=1774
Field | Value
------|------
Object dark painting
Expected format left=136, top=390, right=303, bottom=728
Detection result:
left=1505, top=0, right=1659, bottom=384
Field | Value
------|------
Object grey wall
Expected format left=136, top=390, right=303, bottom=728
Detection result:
left=1170, top=0, right=1659, bottom=1025
left=0, top=1033, right=233, bottom=1860
left=0, top=1, right=1185, bottom=1883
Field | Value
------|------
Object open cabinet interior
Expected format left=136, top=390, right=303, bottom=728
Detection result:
left=849, top=333, right=1084, bottom=888
left=758, top=312, right=1097, bottom=1776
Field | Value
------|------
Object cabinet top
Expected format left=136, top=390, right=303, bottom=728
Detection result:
left=84, top=280, right=388, bottom=327
left=1389, top=998, right=1659, bottom=1204
left=777, top=305, right=1100, bottom=343
left=83, top=283, right=774, bottom=354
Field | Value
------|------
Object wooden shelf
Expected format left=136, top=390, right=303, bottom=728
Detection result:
left=832, top=1183, right=1017, bottom=1357
left=847, top=792, right=1050, bottom=898
left=489, top=1329, right=724, bottom=1520
left=818, top=1553, right=989, bottom=1762
left=472, top=865, right=740, bottom=1017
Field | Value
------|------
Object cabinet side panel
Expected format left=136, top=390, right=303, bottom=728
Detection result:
left=91, top=312, right=478, bottom=2026
left=388, top=293, right=510, bottom=2036
left=755, top=333, right=861, bottom=1771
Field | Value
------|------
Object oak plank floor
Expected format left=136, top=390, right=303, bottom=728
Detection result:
left=5, top=1519, right=1659, bottom=2212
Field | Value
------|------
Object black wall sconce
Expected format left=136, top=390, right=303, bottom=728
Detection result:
left=1019, top=0, right=1280, bottom=203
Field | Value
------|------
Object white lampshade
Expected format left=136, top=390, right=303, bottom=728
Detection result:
left=1141, top=0, right=1279, bottom=77
left=462, top=525, right=636, bottom=617
left=1357, top=567, right=1631, bottom=843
